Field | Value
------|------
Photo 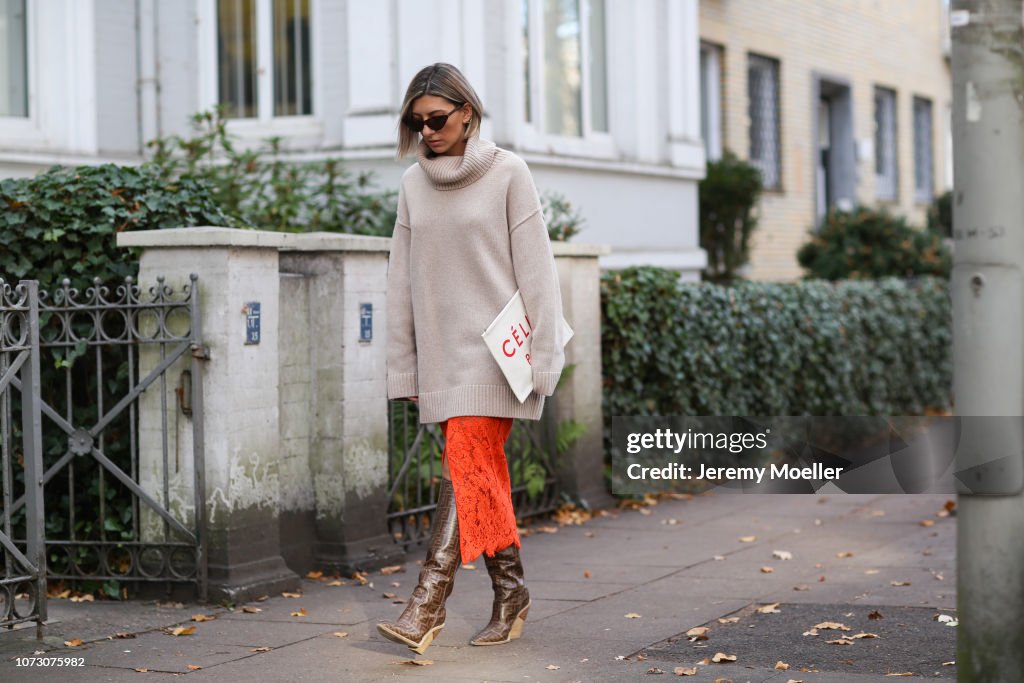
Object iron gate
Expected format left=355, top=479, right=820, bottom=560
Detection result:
left=386, top=401, right=562, bottom=549
left=5, top=275, right=207, bottom=601
left=1, top=280, right=46, bottom=633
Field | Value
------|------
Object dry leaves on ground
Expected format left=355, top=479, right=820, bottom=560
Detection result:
left=546, top=664, right=561, bottom=670
left=305, top=570, right=323, bottom=579
left=251, top=646, right=271, bottom=653
left=814, top=622, right=851, bottom=631
left=69, top=594, right=95, bottom=603
left=646, top=667, right=664, bottom=674
left=836, top=551, right=854, bottom=558
left=793, top=585, right=810, bottom=591
left=134, top=668, right=149, bottom=673
left=826, top=638, right=854, bottom=645
left=718, top=617, right=739, bottom=624
left=191, top=614, right=216, bottom=622
left=756, top=603, right=781, bottom=614
left=869, top=610, right=884, bottom=620
left=290, top=608, right=308, bottom=617
left=353, top=571, right=369, bottom=585
left=168, top=626, right=195, bottom=636
left=281, top=592, right=302, bottom=599
left=891, top=581, right=912, bottom=587
left=885, top=673, right=914, bottom=677
left=760, top=566, right=774, bottom=574
left=711, top=653, right=737, bottom=663
left=380, top=565, right=404, bottom=575
left=624, top=613, right=642, bottom=619
left=400, top=659, right=433, bottom=666
left=851, top=632, right=879, bottom=639
left=241, top=606, right=262, bottom=613
left=64, top=639, right=84, bottom=647
left=326, top=580, right=346, bottom=587
left=775, top=661, right=790, bottom=670
left=738, top=536, right=757, bottom=543
left=583, top=570, right=592, bottom=578
left=332, top=632, right=349, bottom=638
left=674, top=667, right=698, bottom=676
left=773, top=550, right=793, bottom=560
left=686, top=627, right=709, bottom=641
left=187, top=665, right=202, bottom=671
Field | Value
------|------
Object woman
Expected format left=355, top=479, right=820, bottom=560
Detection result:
left=376, top=63, right=566, bottom=655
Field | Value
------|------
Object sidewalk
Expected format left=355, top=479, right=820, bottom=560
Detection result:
left=1, top=492, right=957, bottom=682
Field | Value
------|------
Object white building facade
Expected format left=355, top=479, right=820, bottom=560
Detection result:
left=0, top=0, right=707, bottom=276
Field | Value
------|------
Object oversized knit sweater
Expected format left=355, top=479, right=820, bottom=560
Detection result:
left=386, top=135, right=566, bottom=424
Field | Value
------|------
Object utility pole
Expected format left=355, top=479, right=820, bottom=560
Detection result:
left=952, top=0, right=1024, bottom=680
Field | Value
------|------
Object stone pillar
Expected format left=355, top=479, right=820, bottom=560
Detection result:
left=553, top=243, right=615, bottom=510
left=279, top=234, right=404, bottom=573
left=118, top=228, right=300, bottom=602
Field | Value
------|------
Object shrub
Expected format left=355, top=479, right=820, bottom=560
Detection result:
left=797, top=206, right=951, bottom=280
left=927, top=190, right=953, bottom=239
left=541, top=191, right=584, bottom=241
left=601, top=268, right=951, bottom=459
left=699, top=151, right=763, bottom=282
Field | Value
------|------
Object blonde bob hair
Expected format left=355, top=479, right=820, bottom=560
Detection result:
left=396, top=63, right=485, bottom=158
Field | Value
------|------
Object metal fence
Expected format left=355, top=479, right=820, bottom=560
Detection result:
left=386, top=400, right=562, bottom=550
left=1, top=275, right=208, bottom=610
left=1, top=280, right=46, bottom=633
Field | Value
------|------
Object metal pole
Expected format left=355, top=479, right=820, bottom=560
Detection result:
left=19, top=281, right=46, bottom=636
left=952, top=1, right=1024, bottom=679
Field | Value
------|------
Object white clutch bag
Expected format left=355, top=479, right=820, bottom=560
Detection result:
left=481, top=289, right=574, bottom=403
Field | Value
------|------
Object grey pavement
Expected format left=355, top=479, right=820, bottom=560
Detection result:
left=0, top=492, right=957, bottom=682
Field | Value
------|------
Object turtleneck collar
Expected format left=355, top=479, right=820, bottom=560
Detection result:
left=416, top=135, right=500, bottom=191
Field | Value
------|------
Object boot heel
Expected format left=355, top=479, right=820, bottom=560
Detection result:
left=410, top=624, right=443, bottom=655
left=508, top=605, right=529, bottom=640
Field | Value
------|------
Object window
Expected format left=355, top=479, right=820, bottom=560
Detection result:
left=748, top=54, right=780, bottom=189
left=874, top=87, right=898, bottom=200
left=217, top=0, right=311, bottom=120
left=522, top=0, right=608, bottom=138
left=0, top=0, right=28, bottom=118
left=913, top=96, right=934, bottom=202
left=700, top=43, right=722, bottom=162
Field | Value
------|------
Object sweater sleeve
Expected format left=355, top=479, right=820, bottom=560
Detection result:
left=386, top=187, right=418, bottom=399
left=507, top=162, right=566, bottom=397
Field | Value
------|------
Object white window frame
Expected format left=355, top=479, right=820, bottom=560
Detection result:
left=0, top=0, right=41, bottom=144
left=197, top=0, right=322, bottom=143
left=913, top=95, right=934, bottom=203
left=874, top=85, right=898, bottom=201
left=520, top=0, right=615, bottom=159
left=699, top=41, right=722, bottom=162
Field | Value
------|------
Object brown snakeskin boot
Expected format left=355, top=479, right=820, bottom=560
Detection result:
left=469, top=542, right=531, bottom=646
left=376, top=478, right=460, bottom=654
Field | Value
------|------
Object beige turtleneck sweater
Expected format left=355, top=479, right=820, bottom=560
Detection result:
left=386, top=136, right=566, bottom=424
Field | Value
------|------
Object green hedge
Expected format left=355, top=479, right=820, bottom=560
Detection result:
left=601, top=268, right=952, bottom=433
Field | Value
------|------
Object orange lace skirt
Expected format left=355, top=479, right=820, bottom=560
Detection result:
left=440, top=416, right=520, bottom=565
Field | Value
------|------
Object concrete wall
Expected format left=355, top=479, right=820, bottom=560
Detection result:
left=700, top=0, right=953, bottom=280
left=119, top=227, right=609, bottom=592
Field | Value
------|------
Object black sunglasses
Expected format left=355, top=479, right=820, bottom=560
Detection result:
left=403, top=104, right=464, bottom=133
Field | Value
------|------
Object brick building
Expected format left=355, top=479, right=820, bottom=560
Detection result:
left=699, top=0, right=953, bottom=280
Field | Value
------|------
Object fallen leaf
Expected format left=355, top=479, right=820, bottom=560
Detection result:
left=711, top=652, right=737, bottom=663
left=836, top=551, right=854, bottom=558
left=625, top=613, right=642, bottom=619
left=756, top=603, right=781, bottom=614
left=869, top=610, right=884, bottom=620
left=738, top=536, right=757, bottom=543
left=290, top=608, right=308, bottom=617
left=353, top=571, right=369, bottom=585
left=718, top=617, right=739, bottom=624
left=826, top=638, right=853, bottom=645
left=814, top=622, right=851, bottom=631
left=382, top=592, right=397, bottom=599
left=546, top=664, right=561, bottom=670
left=686, top=626, right=709, bottom=640
left=922, top=549, right=934, bottom=556
left=890, top=581, right=911, bottom=587
left=787, top=680, right=805, bottom=683
left=115, top=632, right=135, bottom=639
left=158, top=600, right=184, bottom=609
left=255, top=594, right=269, bottom=602
left=251, top=646, right=271, bottom=653
left=760, top=566, right=774, bottom=573
left=674, top=666, right=698, bottom=675
left=584, top=570, right=592, bottom=578
left=392, top=599, right=405, bottom=604
left=134, top=668, right=149, bottom=673
left=944, top=500, right=956, bottom=512
left=282, top=592, right=302, bottom=599
left=64, top=639, right=84, bottom=647
left=70, top=594, right=95, bottom=603
left=920, top=519, right=935, bottom=527
left=332, top=632, right=349, bottom=638
left=819, top=576, right=827, bottom=582
left=169, top=626, right=195, bottom=636
left=698, top=658, right=711, bottom=665
left=646, top=667, right=664, bottom=674
left=305, top=570, right=323, bottom=579
left=713, top=679, right=733, bottom=683
left=775, top=661, right=790, bottom=670
left=537, top=525, right=559, bottom=533
left=865, top=569, right=880, bottom=575
left=614, top=655, right=626, bottom=661
left=773, top=550, right=793, bottom=560
left=851, top=632, right=879, bottom=639
left=462, top=564, right=476, bottom=570
left=885, top=674, right=914, bottom=677
left=380, top=565, right=404, bottom=575
left=793, top=585, right=810, bottom=591
left=942, top=661, right=955, bottom=666
left=713, top=555, right=726, bottom=561
left=191, top=614, right=216, bottom=622
left=637, top=654, right=648, bottom=661
left=802, top=628, right=819, bottom=636
left=187, top=665, right=202, bottom=671
left=402, top=659, right=433, bottom=666
left=326, top=580, right=345, bottom=587
left=638, top=508, right=653, bottom=516
left=242, top=606, right=262, bottom=613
